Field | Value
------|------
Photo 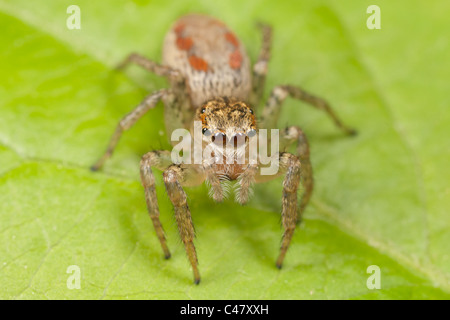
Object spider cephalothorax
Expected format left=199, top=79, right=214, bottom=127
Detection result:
left=91, top=14, right=356, bottom=284
left=197, top=97, right=256, bottom=147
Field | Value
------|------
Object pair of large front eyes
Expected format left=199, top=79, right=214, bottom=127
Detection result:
left=202, top=128, right=256, bottom=146
left=201, top=107, right=253, bottom=114
left=202, top=128, right=256, bottom=137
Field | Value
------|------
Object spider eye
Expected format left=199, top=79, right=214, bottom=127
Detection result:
left=202, top=127, right=211, bottom=136
left=249, top=109, right=254, bottom=114
left=212, top=132, right=226, bottom=146
left=247, top=129, right=257, bottom=137
left=201, top=107, right=206, bottom=113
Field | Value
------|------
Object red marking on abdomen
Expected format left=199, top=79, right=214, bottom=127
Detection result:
left=176, top=37, right=193, bottom=51
left=229, top=50, right=243, bottom=69
left=174, top=23, right=185, bottom=35
left=225, top=31, right=239, bottom=48
left=189, top=55, right=209, bottom=71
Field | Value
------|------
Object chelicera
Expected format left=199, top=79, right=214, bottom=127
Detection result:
left=91, top=14, right=356, bottom=284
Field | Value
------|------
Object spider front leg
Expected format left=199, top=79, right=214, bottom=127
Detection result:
left=276, top=152, right=302, bottom=269
left=140, top=150, right=174, bottom=259
left=163, top=164, right=206, bottom=284
left=279, top=126, right=313, bottom=221
left=254, top=151, right=302, bottom=269
left=261, top=85, right=357, bottom=135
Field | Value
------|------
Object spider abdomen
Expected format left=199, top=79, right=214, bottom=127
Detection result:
left=163, top=14, right=252, bottom=107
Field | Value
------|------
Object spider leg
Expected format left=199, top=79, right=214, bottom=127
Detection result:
left=163, top=164, right=205, bottom=284
left=279, top=126, right=313, bottom=222
left=117, top=53, right=193, bottom=131
left=253, top=149, right=303, bottom=268
left=91, top=89, right=168, bottom=171
left=261, top=85, right=357, bottom=135
left=276, top=152, right=302, bottom=269
left=116, top=52, right=176, bottom=78
left=202, top=158, right=224, bottom=202
left=236, top=163, right=259, bottom=205
left=250, top=22, right=272, bottom=109
left=140, top=150, right=173, bottom=259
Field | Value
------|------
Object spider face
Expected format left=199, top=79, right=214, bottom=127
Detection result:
left=197, top=97, right=256, bottom=148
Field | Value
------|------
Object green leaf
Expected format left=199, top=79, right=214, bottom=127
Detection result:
left=0, top=0, right=449, bottom=299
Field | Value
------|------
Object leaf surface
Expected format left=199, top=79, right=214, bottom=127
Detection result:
left=0, top=0, right=448, bottom=299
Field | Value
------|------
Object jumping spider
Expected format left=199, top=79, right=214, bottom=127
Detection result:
left=91, top=14, right=356, bottom=284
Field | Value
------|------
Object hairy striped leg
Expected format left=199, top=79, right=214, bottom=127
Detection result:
left=236, top=163, right=259, bottom=205
left=90, top=89, right=168, bottom=171
left=261, top=85, right=357, bottom=135
left=140, top=150, right=173, bottom=259
left=202, top=155, right=224, bottom=202
left=163, top=164, right=206, bottom=284
left=279, top=126, right=313, bottom=222
left=117, top=53, right=192, bottom=132
left=250, top=23, right=272, bottom=109
left=276, top=152, right=302, bottom=269
left=253, top=151, right=302, bottom=269
left=265, top=127, right=313, bottom=268
left=117, top=52, right=178, bottom=77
